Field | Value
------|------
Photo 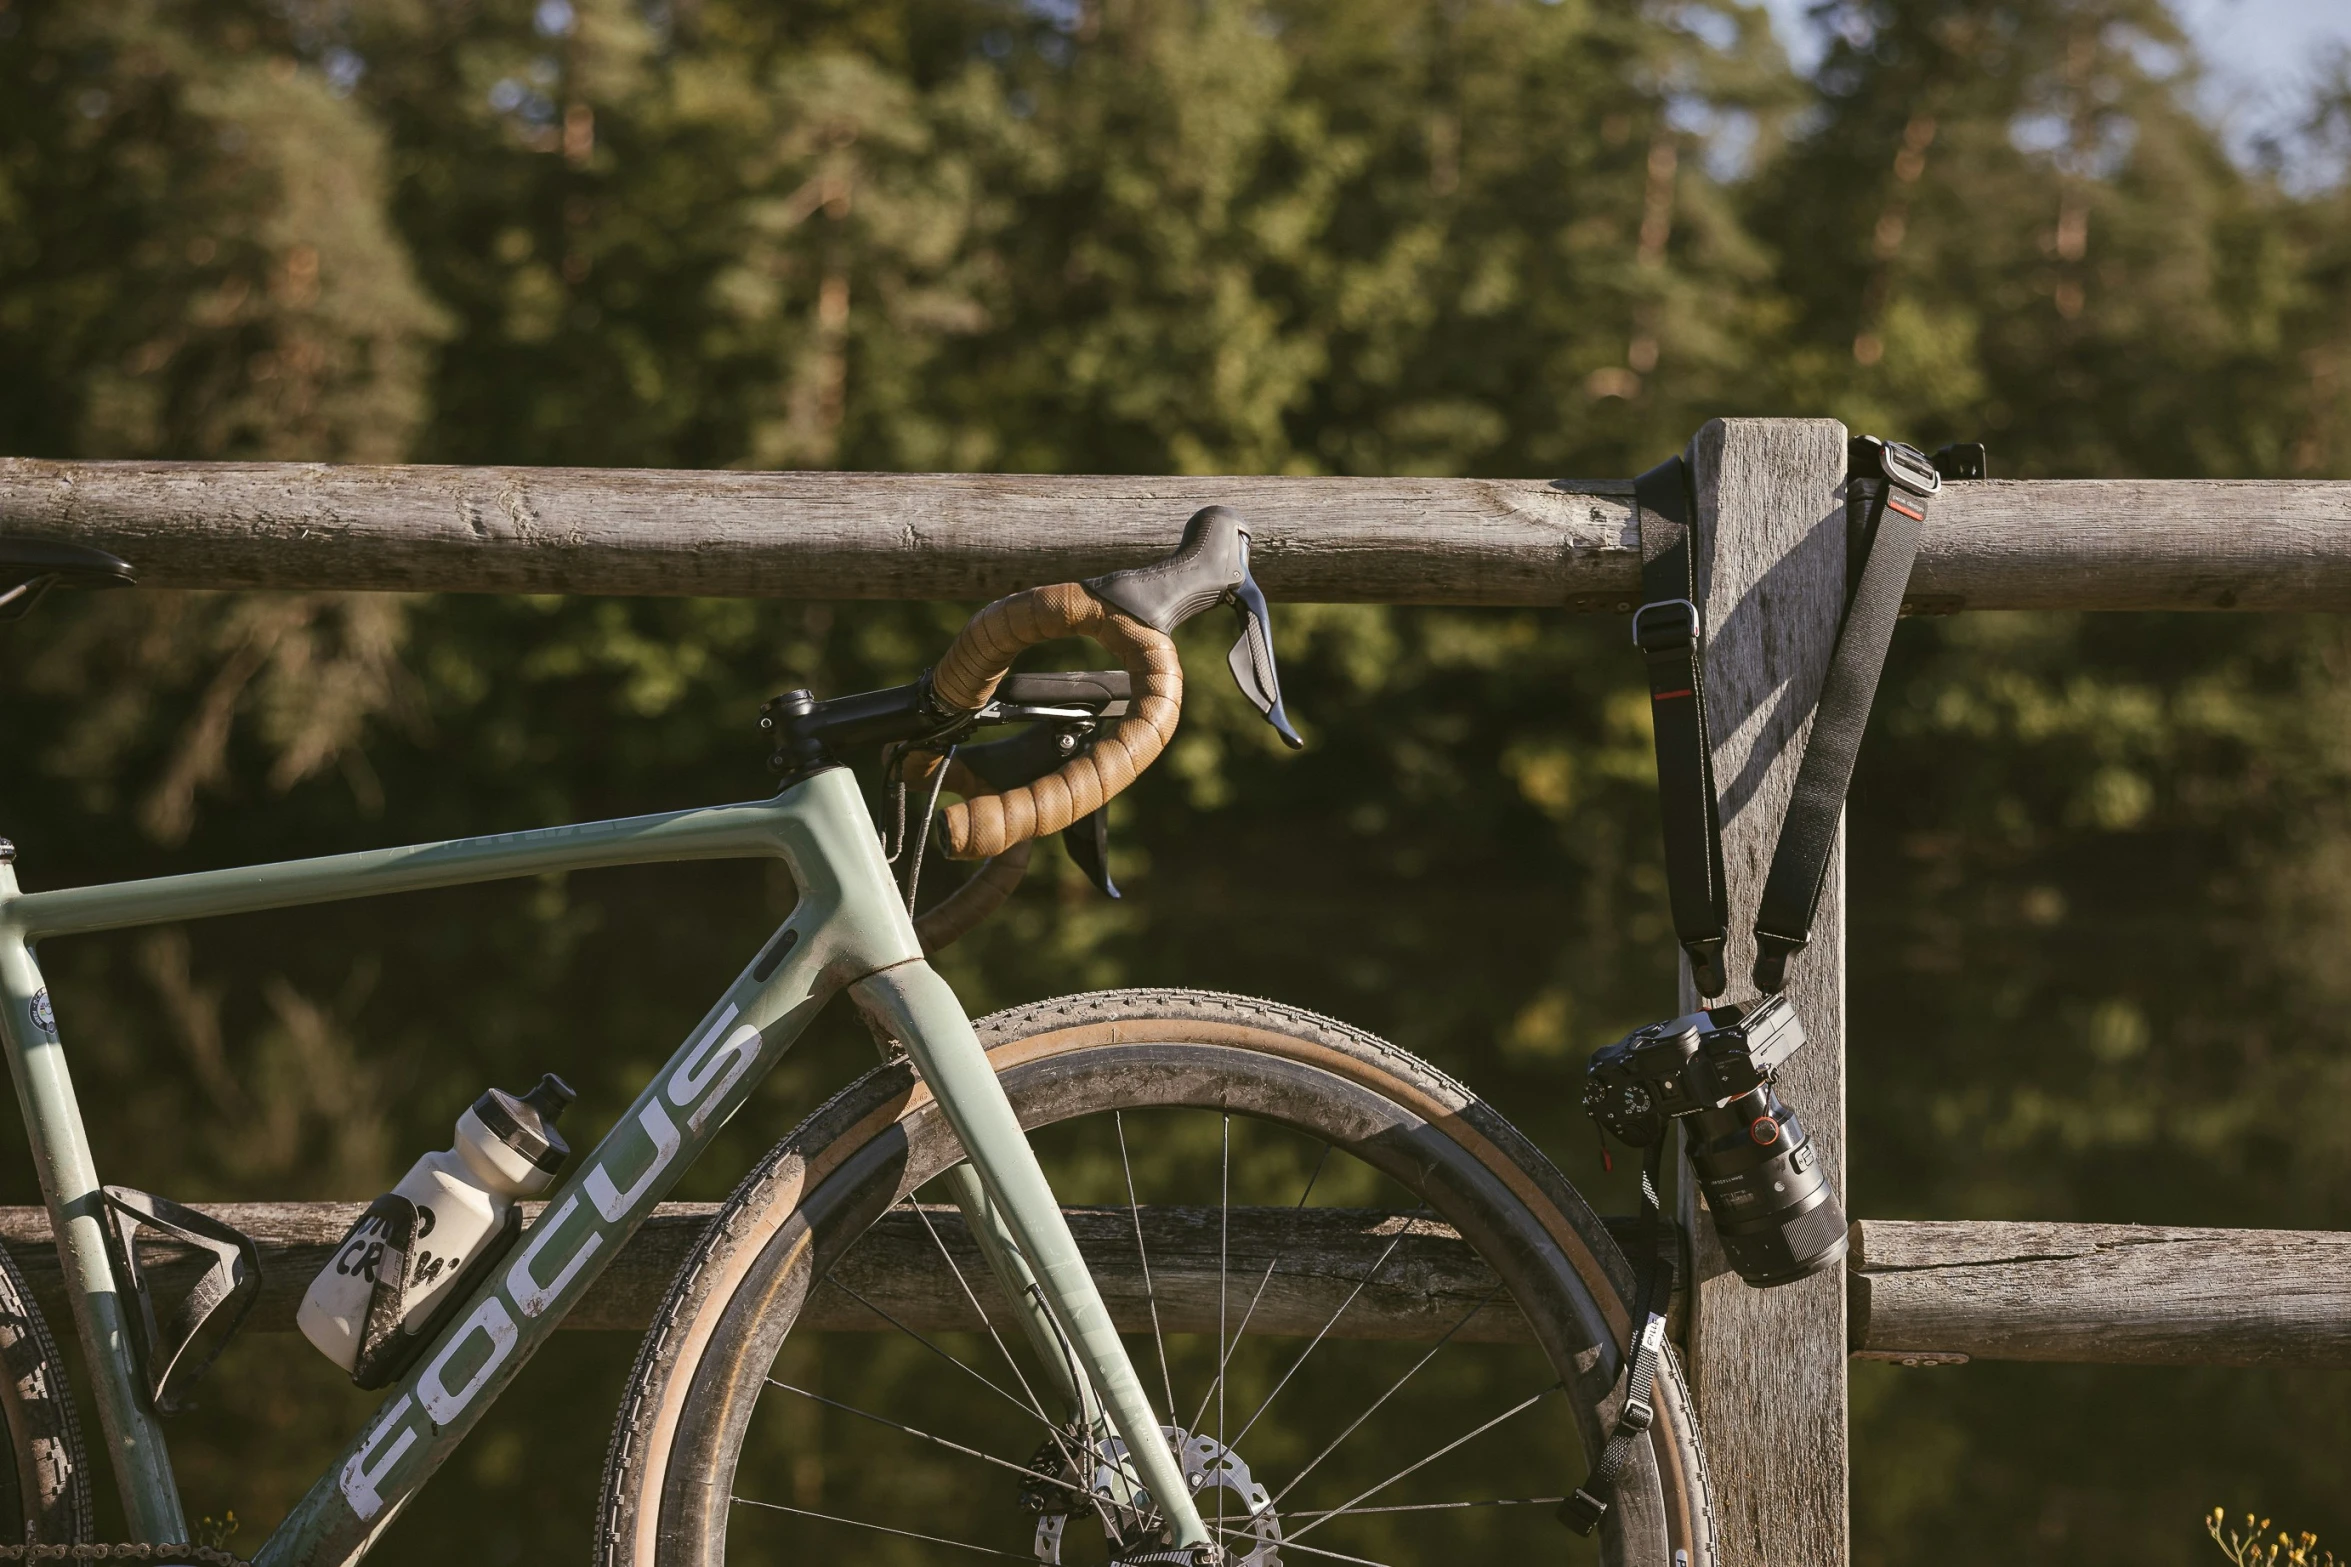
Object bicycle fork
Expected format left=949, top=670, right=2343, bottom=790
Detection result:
left=853, top=962, right=1213, bottom=1558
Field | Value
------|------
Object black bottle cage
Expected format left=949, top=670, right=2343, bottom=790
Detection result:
left=98, top=1186, right=262, bottom=1414
left=335, top=1194, right=525, bottom=1391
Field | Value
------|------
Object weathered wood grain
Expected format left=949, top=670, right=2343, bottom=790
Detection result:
left=1674, top=418, right=1852, bottom=1567
left=1850, top=1219, right=2351, bottom=1367
left=1914, top=479, right=2351, bottom=612
left=8, top=459, right=2351, bottom=609
left=0, top=1202, right=1589, bottom=1343
left=0, top=460, right=1636, bottom=607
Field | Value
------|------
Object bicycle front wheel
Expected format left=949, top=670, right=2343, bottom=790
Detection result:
left=597, top=989, right=1715, bottom=1567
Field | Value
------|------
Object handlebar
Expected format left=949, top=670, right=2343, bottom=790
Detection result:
left=923, top=582, right=1183, bottom=859
left=762, top=504, right=1300, bottom=869
left=922, top=506, right=1297, bottom=859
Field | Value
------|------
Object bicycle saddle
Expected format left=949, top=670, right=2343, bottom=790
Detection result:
left=0, top=535, right=137, bottom=620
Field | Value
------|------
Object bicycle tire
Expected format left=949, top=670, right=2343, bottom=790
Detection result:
left=0, top=1236, right=93, bottom=1544
left=596, top=988, right=1716, bottom=1567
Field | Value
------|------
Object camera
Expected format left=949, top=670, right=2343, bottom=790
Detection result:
left=1583, top=994, right=1847, bottom=1287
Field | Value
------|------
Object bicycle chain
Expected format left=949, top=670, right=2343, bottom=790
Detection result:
left=0, top=1546, right=253, bottom=1565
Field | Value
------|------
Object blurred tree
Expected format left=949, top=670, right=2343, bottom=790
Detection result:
left=1751, top=0, right=2347, bottom=473
left=0, top=1, right=444, bottom=460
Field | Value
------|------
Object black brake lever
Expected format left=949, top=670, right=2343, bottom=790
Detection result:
left=1227, top=565, right=1301, bottom=748
left=1085, top=505, right=1305, bottom=749
left=1060, top=807, right=1118, bottom=899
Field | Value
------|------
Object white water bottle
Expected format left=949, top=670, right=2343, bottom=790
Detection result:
left=299, top=1074, right=575, bottom=1378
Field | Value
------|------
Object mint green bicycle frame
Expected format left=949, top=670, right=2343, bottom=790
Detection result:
left=0, top=764, right=1212, bottom=1565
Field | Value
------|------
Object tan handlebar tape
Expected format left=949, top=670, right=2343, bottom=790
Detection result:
left=924, top=581, right=1183, bottom=858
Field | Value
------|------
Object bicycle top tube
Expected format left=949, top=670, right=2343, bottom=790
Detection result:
left=4, top=784, right=838, bottom=943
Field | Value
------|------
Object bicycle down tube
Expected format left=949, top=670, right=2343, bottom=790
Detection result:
left=0, top=763, right=1214, bottom=1565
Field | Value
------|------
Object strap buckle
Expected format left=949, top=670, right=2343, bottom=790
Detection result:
left=1752, top=927, right=1808, bottom=994
left=1853, top=436, right=1943, bottom=498
left=1616, top=1395, right=1655, bottom=1434
left=1684, top=935, right=1728, bottom=1000
left=1632, top=598, right=1701, bottom=652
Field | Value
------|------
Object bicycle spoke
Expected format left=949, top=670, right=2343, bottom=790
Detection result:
left=1269, top=1286, right=1505, bottom=1509
left=765, top=1378, right=1099, bottom=1503
left=730, top=1494, right=1033, bottom=1560
left=906, top=1195, right=1061, bottom=1428
left=1281, top=1383, right=1561, bottom=1548
left=1115, top=1111, right=1179, bottom=1420
left=1282, top=1496, right=1566, bottom=1520
left=1212, top=1525, right=1396, bottom=1567
left=1187, top=1139, right=1333, bottom=1437
left=817, top=1273, right=1050, bottom=1435
left=1227, top=1229, right=1410, bottom=1450
left=1217, top=1114, right=1230, bottom=1543
left=904, top=1195, right=1116, bottom=1537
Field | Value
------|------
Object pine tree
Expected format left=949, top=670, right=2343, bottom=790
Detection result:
left=0, top=1, right=444, bottom=460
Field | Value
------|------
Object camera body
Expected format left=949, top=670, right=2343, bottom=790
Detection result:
left=1583, top=994, right=1848, bottom=1287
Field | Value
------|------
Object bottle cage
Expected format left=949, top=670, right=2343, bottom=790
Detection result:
left=97, top=1187, right=262, bottom=1414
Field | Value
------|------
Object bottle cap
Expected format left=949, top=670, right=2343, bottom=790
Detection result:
left=471, top=1073, right=577, bottom=1175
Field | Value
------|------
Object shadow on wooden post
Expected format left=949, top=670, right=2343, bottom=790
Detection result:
left=1669, top=417, right=1852, bottom=1567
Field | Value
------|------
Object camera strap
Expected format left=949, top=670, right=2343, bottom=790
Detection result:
left=1632, top=458, right=1731, bottom=997
left=1635, top=436, right=1948, bottom=999
left=1560, top=1138, right=1673, bottom=1536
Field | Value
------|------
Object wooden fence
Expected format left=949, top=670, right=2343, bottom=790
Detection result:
left=4, top=418, right=2342, bottom=1567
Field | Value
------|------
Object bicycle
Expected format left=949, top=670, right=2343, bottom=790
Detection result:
left=0, top=509, right=1715, bottom=1567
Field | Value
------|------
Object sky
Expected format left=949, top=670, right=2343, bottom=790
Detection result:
left=2169, top=0, right=2351, bottom=86
left=2171, top=0, right=2351, bottom=176
left=1759, top=0, right=2351, bottom=79
left=1758, top=0, right=2351, bottom=179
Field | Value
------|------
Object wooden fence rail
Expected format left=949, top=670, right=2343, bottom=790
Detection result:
left=13, top=1205, right=2344, bottom=1370
left=8, top=457, right=2351, bottom=611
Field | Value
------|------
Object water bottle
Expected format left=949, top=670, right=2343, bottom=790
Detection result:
left=299, top=1074, right=575, bottom=1382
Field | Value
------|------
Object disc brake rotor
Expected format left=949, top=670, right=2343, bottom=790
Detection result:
left=1030, top=1425, right=1283, bottom=1566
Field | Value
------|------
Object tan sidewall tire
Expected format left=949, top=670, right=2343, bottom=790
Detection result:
left=596, top=989, right=1716, bottom=1567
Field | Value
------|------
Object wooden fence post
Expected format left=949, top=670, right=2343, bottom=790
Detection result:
left=1669, top=417, right=1853, bottom=1567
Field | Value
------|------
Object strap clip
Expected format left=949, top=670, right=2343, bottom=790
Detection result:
left=1557, top=1488, right=1609, bottom=1535
left=1852, top=436, right=1943, bottom=498
left=1632, top=598, right=1701, bottom=652
left=1617, top=1395, right=1655, bottom=1434
left=1752, top=928, right=1808, bottom=994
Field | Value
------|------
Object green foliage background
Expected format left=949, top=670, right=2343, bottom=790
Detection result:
left=8, top=0, right=2351, bottom=1560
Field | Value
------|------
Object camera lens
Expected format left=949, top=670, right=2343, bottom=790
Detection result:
left=1685, top=1084, right=1847, bottom=1287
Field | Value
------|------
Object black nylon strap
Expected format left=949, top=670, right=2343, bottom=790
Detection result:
left=1633, top=457, right=1730, bottom=999
left=1631, top=437, right=1938, bottom=1000
left=1558, top=1139, right=1675, bottom=1536
left=1750, top=438, right=1938, bottom=992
